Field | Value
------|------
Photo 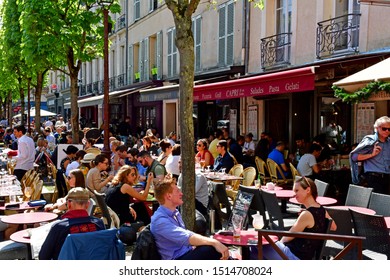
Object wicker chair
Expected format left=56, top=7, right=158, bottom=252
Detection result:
left=225, top=164, right=244, bottom=201
left=368, top=192, right=390, bottom=216
left=242, top=167, right=256, bottom=186
left=314, top=179, right=329, bottom=197
left=31, top=180, right=43, bottom=201
left=289, top=163, right=300, bottom=179
left=255, top=156, right=270, bottom=184
left=266, top=158, right=293, bottom=187
left=350, top=209, right=390, bottom=260
left=345, top=184, right=373, bottom=208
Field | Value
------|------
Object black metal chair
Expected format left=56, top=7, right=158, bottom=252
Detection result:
left=368, top=192, right=390, bottom=216
left=322, top=207, right=356, bottom=259
left=261, top=189, right=295, bottom=231
left=210, top=182, right=232, bottom=230
left=314, top=179, right=329, bottom=197
left=238, top=185, right=268, bottom=229
left=350, top=209, right=390, bottom=260
left=345, top=184, right=373, bottom=208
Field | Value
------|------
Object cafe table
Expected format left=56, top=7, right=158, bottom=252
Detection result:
left=262, top=189, right=295, bottom=213
left=0, top=201, right=40, bottom=212
left=213, top=229, right=278, bottom=260
left=385, top=217, right=390, bottom=230
left=289, top=196, right=337, bottom=206
left=10, top=229, right=34, bottom=259
left=325, top=205, right=376, bottom=215
left=1, top=212, right=58, bottom=227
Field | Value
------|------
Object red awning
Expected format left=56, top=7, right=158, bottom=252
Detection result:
left=193, top=66, right=315, bottom=101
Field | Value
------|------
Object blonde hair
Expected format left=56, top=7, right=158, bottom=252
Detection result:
left=112, top=165, right=139, bottom=186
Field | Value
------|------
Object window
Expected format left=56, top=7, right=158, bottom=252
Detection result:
left=136, top=106, right=156, bottom=129
left=192, top=15, right=202, bottom=72
left=218, top=1, right=234, bottom=66
left=167, top=28, right=178, bottom=77
left=334, top=0, right=360, bottom=51
left=149, top=0, right=158, bottom=12
left=275, top=0, right=292, bottom=64
left=139, top=38, right=149, bottom=82
left=134, top=0, right=140, bottom=21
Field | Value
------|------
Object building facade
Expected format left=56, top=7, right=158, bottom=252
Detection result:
left=46, top=0, right=390, bottom=149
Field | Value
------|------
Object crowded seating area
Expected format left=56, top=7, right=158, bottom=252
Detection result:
left=0, top=115, right=389, bottom=261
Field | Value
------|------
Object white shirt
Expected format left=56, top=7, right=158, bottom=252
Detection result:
left=14, top=134, right=35, bottom=171
left=178, top=172, right=209, bottom=208
left=165, top=155, right=181, bottom=176
left=297, top=153, right=317, bottom=176
left=243, top=140, right=255, bottom=152
left=65, top=161, right=80, bottom=176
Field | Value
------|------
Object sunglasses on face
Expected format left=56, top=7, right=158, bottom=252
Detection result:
left=381, top=127, right=390, bottom=132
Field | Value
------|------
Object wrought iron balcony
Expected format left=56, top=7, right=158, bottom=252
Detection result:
left=117, top=73, right=126, bottom=87
left=261, top=33, right=291, bottom=70
left=109, top=77, right=115, bottom=91
left=80, top=85, right=86, bottom=96
left=86, top=83, right=93, bottom=94
left=93, top=81, right=99, bottom=94
left=316, top=13, right=360, bottom=59
left=115, top=14, right=126, bottom=32
left=99, top=80, right=104, bottom=95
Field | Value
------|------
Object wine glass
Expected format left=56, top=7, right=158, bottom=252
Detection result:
left=200, top=159, right=205, bottom=171
left=24, top=186, right=32, bottom=201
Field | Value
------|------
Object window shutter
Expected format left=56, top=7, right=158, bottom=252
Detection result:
left=144, top=38, right=150, bottom=81
left=128, top=45, right=133, bottom=84
left=218, top=5, right=226, bottom=66
left=156, top=31, right=162, bottom=79
left=226, top=2, right=234, bottom=65
left=134, top=0, right=140, bottom=21
left=172, top=29, right=177, bottom=76
left=167, top=29, right=173, bottom=77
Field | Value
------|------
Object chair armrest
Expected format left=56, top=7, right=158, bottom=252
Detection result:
left=256, top=229, right=365, bottom=260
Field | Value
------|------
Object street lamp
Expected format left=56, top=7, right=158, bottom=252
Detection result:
left=97, top=0, right=114, bottom=158
left=54, top=91, right=60, bottom=115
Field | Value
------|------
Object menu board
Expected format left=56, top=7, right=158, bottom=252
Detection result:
left=356, top=103, right=375, bottom=142
left=227, top=190, right=254, bottom=229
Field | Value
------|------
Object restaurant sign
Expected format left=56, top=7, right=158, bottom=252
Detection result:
left=194, top=67, right=315, bottom=101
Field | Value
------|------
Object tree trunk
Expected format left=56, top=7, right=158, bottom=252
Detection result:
left=67, top=49, right=81, bottom=144
left=166, top=0, right=200, bottom=231
left=35, top=72, right=45, bottom=133
left=19, top=84, right=25, bottom=126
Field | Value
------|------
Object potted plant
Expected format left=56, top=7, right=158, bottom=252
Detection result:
left=151, top=66, right=158, bottom=80
left=134, top=72, right=140, bottom=82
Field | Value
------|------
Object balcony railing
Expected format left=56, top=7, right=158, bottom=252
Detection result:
left=261, top=33, right=292, bottom=70
left=115, top=14, right=126, bottom=32
left=93, top=81, right=99, bottom=94
left=86, top=83, right=93, bottom=94
left=316, top=13, right=360, bottom=59
left=109, top=77, right=115, bottom=91
left=117, top=73, right=126, bottom=87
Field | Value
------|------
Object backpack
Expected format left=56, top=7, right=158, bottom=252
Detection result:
left=131, top=224, right=161, bottom=260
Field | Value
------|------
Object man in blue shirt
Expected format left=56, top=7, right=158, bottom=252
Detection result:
left=268, top=141, right=291, bottom=178
left=150, top=178, right=229, bottom=260
left=350, top=116, right=390, bottom=194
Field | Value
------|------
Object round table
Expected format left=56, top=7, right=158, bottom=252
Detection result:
left=0, top=212, right=58, bottom=226
left=10, top=229, right=32, bottom=244
left=325, top=205, right=376, bottom=215
left=213, top=230, right=278, bottom=260
left=289, top=196, right=337, bottom=206
left=260, top=186, right=283, bottom=191
left=0, top=202, right=39, bottom=212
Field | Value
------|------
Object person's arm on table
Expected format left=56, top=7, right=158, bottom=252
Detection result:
left=188, top=233, right=229, bottom=260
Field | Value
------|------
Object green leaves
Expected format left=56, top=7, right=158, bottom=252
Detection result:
left=333, top=80, right=390, bottom=103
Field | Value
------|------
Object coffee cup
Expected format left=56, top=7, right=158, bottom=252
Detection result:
left=266, top=182, right=275, bottom=190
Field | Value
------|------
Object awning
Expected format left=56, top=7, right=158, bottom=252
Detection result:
left=333, top=57, right=390, bottom=92
left=139, top=84, right=180, bottom=102
left=64, top=84, right=154, bottom=108
left=193, top=66, right=316, bottom=101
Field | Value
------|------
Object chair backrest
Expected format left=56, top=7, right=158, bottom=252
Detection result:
left=267, top=158, right=288, bottom=183
left=242, top=167, right=256, bottom=186
left=131, top=224, right=161, bottom=260
left=345, top=184, right=373, bottom=207
left=31, top=180, right=43, bottom=201
left=93, top=190, right=112, bottom=229
left=255, top=156, right=270, bottom=183
left=289, top=163, right=300, bottom=179
left=368, top=192, right=390, bottom=216
left=58, top=228, right=125, bottom=260
left=324, top=207, right=353, bottom=235
left=62, top=173, right=71, bottom=192
left=314, top=179, right=329, bottom=197
left=210, top=182, right=232, bottom=230
left=350, top=209, right=390, bottom=258
left=261, top=189, right=285, bottom=230
left=228, top=164, right=244, bottom=190
left=238, top=185, right=268, bottom=229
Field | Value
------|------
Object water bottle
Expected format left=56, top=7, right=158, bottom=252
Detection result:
left=209, top=209, right=215, bottom=234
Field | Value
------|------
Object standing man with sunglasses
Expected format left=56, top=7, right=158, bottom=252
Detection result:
left=350, top=116, right=390, bottom=194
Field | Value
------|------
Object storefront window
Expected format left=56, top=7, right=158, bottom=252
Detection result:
left=136, top=106, right=156, bottom=131
left=319, top=97, right=350, bottom=152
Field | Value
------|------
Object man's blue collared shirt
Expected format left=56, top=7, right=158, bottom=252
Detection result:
left=150, top=205, right=193, bottom=260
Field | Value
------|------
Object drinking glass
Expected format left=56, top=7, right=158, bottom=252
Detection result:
left=232, top=215, right=243, bottom=243
left=200, top=160, right=205, bottom=171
